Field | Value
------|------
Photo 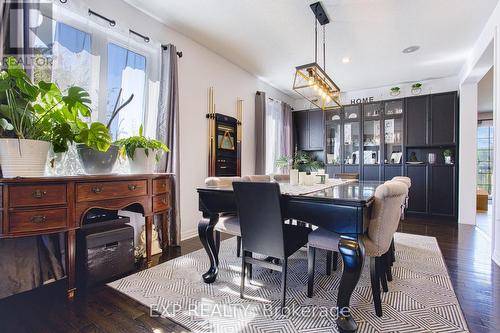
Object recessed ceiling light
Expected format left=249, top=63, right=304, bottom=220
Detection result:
left=342, top=57, right=350, bottom=63
left=402, top=45, right=420, bottom=54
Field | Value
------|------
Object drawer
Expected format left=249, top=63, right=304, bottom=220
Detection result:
left=8, top=208, right=67, bottom=234
left=153, top=178, right=170, bottom=194
left=9, top=184, right=67, bottom=208
left=76, top=180, right=148, bottom=202
left=153, top=194, right=170, bottom=212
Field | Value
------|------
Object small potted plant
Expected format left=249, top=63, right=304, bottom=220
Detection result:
left=115, top=125, right=169, bottom=174
left=443, top=149, right=453, bottom=164
left=0, top=57, right=109, bottom=177
left=411, top=83, right=422, bottom=95
left=390, top=87, right=400, bottom=96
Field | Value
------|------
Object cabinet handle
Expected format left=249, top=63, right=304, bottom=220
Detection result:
left=128, top=184, right=138, bottom=191
left=91, top=186, right=103, bottom=194
left=31, top=215, right=47, bottom=223
left=32, top=190, right=47, bottom=198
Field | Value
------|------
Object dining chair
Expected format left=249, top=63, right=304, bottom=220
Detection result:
left=334, top=173, right=359, bottom=180
left=273, top=174, right=290, bottom=182
left=233, top=181, right=311, bottom=311
left=307, top=181, right=408, bottom=317
left=206, top=177, right=243, bottom=257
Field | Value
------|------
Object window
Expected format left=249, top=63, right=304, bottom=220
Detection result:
left=31, top=11, right=153, bottom=138
left=106, top=44, right=147, bottom=140
left=265, top=99, right=283, bottom=174
left=477, top=126, right=493, bottom=195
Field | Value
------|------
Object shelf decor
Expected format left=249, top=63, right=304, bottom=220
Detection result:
left=292, top=2, right=341, bottom=110
left=411, top=83, right=422, bottom=95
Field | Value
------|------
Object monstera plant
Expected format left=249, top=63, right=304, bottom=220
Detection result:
left=0, top=57, right=111, bottom=177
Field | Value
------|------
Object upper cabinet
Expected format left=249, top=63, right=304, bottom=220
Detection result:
left=405, top=92, right=457, bottom=146
left=405, top=95, right=428, bottom=146
left=293, top=110, right=324, bottom=151
left=430, top=92, right=457, bottom=145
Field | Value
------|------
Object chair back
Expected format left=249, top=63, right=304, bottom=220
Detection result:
left=366, top=181, right=408, bottom=256
left=233, top=182, right=285, bottom=257
left=242, top=175, right=271, bottom=182
left=391, top=176, right=411, bottom=188
left=273, top=174, right=290, bottom=182
left=335, top=173, right=359, bottom=180
left=205, top=176, right=241, bottom=187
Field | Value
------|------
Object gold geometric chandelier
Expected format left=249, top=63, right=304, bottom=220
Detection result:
left=293, top=2, right=342, bottom=110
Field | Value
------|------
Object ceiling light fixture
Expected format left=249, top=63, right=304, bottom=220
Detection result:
left=293, top=2, right=341, bottom=110
left=342, top=56, right=350, bottom=64
left=402, top=45, right=420, bottom=54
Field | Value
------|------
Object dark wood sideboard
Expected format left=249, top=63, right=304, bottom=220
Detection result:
left=0, top=173, right=173, bottom=298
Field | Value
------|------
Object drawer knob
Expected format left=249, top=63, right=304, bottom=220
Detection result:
left=32, top=190, right=47, bottom=198
left=128, top=184, right=138, bottom=191
left=31, top=215, right=47, bottom=223
left=91, top=186, right=103, bottom=194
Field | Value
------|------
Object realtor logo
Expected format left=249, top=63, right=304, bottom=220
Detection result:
left=2, top=0, right=54, bottom=66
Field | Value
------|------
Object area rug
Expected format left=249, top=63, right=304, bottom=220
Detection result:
left=108, top=233, right=469, bottom=333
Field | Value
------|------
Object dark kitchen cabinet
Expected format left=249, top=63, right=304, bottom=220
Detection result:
left=406, top=165, right=428, bottom=213
left=293, top=110, right=324, bottom=151
left=430, top=92, right=457, bottom=145
left=405, top=96, right=428, bottom=146
left=429, top=165, right=456, bottom=217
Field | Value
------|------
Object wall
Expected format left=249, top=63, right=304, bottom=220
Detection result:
left=68, top=0, right=294, bottom=240
left=293, top=76, right=459, bottom=110
left=459, top=0, right=500, bottom=267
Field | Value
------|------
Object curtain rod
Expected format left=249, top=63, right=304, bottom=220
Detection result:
left=88, top=9, right=116, bottom=26
left=162, top=45, right=183, bottom=58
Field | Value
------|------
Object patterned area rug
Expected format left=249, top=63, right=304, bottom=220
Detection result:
left=109, top=233, right=469, bottom=333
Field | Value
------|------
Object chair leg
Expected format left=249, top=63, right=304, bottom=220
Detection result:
left=240, top=252, right=246, bottom=299
left=332, top=251, right=338, bottom=271
left=385, top=252, right=393, bottom=282
left=215, top=230, right=221, bottom=256
left=370, top=257, right=383, bottom=317
left=377, top=256, right=389, bottom=293
left=326, top=251, right=332, bottom=276
left=280, top=257, right=288, bottom=312
left=307, top=246, right=316, bottom=298
left=246, top=251, right=253, bottom=281
left=236, top=236, right=241, bottom=258
left=390, top=238, right=396, bottom=264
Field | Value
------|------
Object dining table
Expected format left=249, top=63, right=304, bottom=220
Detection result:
left=197, top=179, right=382, bottom=333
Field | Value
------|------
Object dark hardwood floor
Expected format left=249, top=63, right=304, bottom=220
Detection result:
left=1, top=218, right=499, bottom=333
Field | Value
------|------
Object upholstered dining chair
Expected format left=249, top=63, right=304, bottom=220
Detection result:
left=307, top=181, right=408, bottom=317
left=233, top=181, right=311, bottom=311
left=205, top=177, right=243, bottom=257
left=273, top=174, right=290, bottom=182
left=334, top=173, right=359, bottom=180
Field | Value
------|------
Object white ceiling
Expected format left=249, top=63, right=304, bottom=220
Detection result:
left=124, top=0, right=498, bottom=97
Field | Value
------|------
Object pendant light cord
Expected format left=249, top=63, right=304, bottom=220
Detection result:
left=323, top=25, right=326, bottom=71
left=314, top=18, right=318, bottom=63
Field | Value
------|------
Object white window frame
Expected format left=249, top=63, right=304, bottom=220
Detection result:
left=40, top=3, right=160, bottom=136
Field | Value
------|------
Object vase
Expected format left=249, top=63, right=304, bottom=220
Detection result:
left=76, top=144, right=119, bottom=174
left=0, top=138, right=50, bottom=177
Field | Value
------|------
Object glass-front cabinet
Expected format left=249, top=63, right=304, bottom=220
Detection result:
left=343, top=105, right=361, bottom=166
left=383, top=100, right=404, bottom=165
left=363, top=103, right=382, bottom=165
left=325, top=109, right=342, bottom=166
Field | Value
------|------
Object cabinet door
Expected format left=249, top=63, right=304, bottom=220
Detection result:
left=294, top=111, right=309, bottom=150
left=430, top=92, right=457, bottom=145
left=363, top=165, right=380, bottom=181
left=429, top=165, right=455, bottom=216
left=406, top=96, right=428, bottom=146
left=384, top=165, right=403, bottom=180
left=308, top=110, right=324, bottom=149
left=406, top=165, right=427, bottom=213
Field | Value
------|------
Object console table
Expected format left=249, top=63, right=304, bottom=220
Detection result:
left=0, top=173, right=173, bottom=298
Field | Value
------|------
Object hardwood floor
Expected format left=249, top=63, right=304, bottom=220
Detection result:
left=1, top=218, right=499, bottom=333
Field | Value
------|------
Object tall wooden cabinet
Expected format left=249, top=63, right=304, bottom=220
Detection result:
left=293, top=90, right=459, bottom=221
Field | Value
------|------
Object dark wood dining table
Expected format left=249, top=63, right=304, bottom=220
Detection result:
left=197, top=180, right=382, bottom=333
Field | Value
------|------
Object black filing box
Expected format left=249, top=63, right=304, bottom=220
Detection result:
left=77, top=215, right=135, bottom=287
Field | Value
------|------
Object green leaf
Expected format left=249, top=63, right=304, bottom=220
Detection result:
left=6, top=57, right=28, bottom=79
left=139, top=124, right=143, bottom=137
left=75, top=122, right=112, bottom=152
left=62, top=86, right=92, bottom=117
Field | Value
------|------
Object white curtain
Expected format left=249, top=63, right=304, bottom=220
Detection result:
left=265, top=99, right=284, bottom=174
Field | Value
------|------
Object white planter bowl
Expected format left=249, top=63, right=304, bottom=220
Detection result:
left=0, top=139, right=50, bottom=178
left=128, top=148, right=157, bottom=174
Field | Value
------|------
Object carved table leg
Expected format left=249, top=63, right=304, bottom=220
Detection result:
left=66, top=229, right=76, bottom=299
left=145, top=215, right=153, bottom=268
left=198, top=215, right=219, bottom=283
left=336, top=236, right=365, bottom=333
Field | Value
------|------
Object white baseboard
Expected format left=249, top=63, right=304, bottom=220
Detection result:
left=181, top=228, right=198, bottom=241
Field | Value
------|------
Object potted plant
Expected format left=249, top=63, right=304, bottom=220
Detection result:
left=115, top=125, right=169, bottom=173
left=75, top=89, right=132, bottom=174
left=443, top=149, right=453, bottom=164
left=390, top=87, right=400, bottom=96
left=0, top=57, right=109, bottom=177
left=411, top=83, right=422, bottom=95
